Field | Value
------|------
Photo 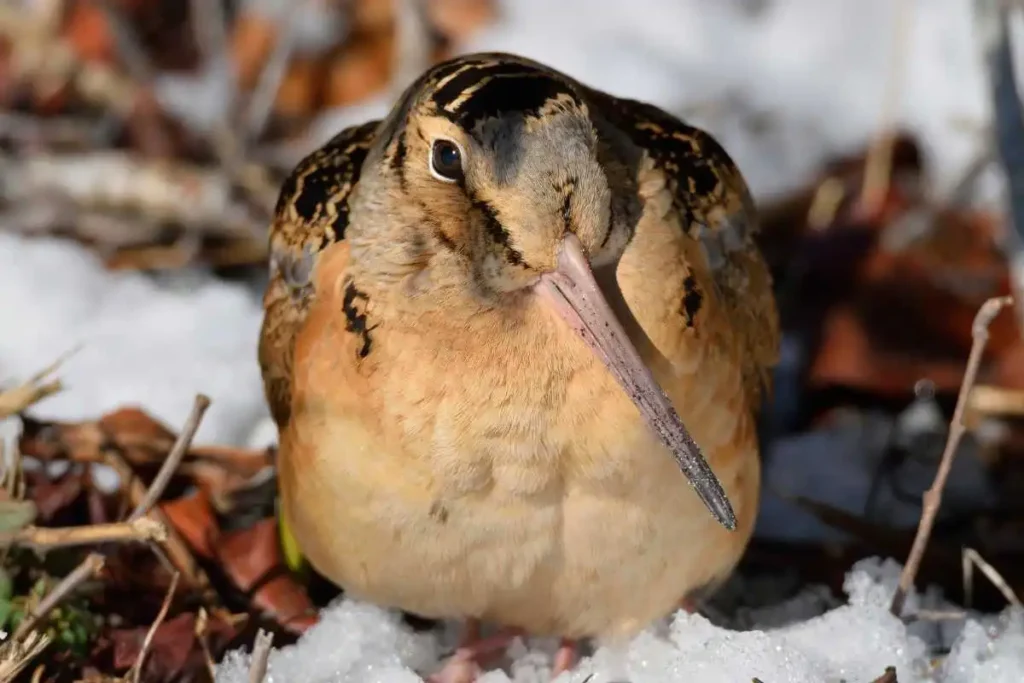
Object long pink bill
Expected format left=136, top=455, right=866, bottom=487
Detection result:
left=534, top=233, right=736, bottom=531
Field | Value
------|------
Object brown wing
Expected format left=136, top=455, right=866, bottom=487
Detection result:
left=259, top=119, right=381, bottom=427
left=586, top=90, right=780, bottom=408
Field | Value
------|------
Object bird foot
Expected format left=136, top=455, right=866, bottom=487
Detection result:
left=678, top=596, right=698, bottom=614
left=426, top=623, right=524, bottom=683
left=550, top=638, right=578, bottom=680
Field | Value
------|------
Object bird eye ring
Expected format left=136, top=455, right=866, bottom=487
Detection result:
left=429, top=137, right=464, bottom=183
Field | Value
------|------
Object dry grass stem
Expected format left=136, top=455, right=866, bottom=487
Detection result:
left=903, top=609, right=968, bottom=623
left=859, top=0, right=914, bottom=213
left=248, top=628, right=274, bottom=683
left=0, top=517, right=167, bottom=550
left=128, top=571, right=180, bottom=683
left=0, top=630, right=52, bottom=683
left=0, top=348, right=77, bottom=419
left=962, top=547, right=1022, bottom=609
left=195, top=607, right=219, bottom=680
left=889, top=295, right=1014, bottom=616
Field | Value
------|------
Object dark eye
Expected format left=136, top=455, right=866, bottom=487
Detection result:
left=430, top=138, right=464, bottom=183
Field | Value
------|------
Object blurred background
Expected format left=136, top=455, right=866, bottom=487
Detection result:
left=2, top=0, right=1024, bottom=680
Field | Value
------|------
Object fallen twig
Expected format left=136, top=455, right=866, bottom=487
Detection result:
left=890, top=295, right=1014, bottom=616
left=0, top=517, right=167, bottom=550
left=127, top=570, right=180, bottom=683
left=962, top=547, right=1022, bottom=609
left=12, top=552, right=105, bottom=642
left=248, top=628, right=274, bottom=683
left=104, top=448, right=207, bottom=588
left=128, top=394, right=211, bottom=521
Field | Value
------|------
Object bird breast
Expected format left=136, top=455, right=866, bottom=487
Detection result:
left=278, top=262, right=758, bottom=640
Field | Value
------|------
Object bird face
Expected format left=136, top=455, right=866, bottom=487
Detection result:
left=345, top=56, right=735, bottom=529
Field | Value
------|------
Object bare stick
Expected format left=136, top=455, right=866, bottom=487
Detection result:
left=128, top=571, right=180, bottom=683
left=128, top=394, right=211, bottom=521
left=0, top=517, right=167, bottom=550
left=249, top=628, right=274, bottom=683
left=13, top=552, right=105, bottom=642
left=102, top=448, right=208, bottom=589
left=889, top=295, right=1014, bottom=615
left=962, top=547, right=1022, bottom=609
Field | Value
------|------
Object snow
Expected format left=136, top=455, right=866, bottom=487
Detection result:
left=3, top=0, right=1022, bottom=680
left=213, top=558, right=1024, bottom=683
left=0, top=232, right=267, bottom=446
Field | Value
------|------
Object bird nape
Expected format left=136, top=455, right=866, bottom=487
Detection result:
left=260, top=50, right=780, bottom=683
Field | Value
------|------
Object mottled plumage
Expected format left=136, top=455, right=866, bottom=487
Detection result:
left=259, top=52, right=779, bottom=682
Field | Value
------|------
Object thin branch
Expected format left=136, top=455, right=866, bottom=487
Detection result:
left=890, top=295, right=1014, bottom=616
left=962, top=547, right=1022, bottom=609
left=128, top=571, right=180, bottom=683
left=103, top=447, right=208, bottom=590
left=0, top=517, right=167, bottom=550
left=248, top=628, right=274, bottom=683
left=12, top=552, right=105, bottom=642
left=128, top=394, right=211, bottom=521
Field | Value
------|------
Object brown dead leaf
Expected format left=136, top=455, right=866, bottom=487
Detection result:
left=25, top=469, right=85, bottom=522
left=111, top=612, right=194, bottom=680
left=160, top=490, right=218, bottom=560
left=19, top=408, right=271, bottom=496
left=807, top=205, right=1019, bottom=399
left=218, top=518, right=317, bottom=633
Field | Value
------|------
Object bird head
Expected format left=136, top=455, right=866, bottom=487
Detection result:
left=339, top=53, right=736, bottom=530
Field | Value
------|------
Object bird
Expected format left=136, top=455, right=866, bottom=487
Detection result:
left=259, top=52, right=779, bottom=682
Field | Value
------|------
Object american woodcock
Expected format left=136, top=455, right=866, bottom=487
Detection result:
left=259, top=52, right=779, bottom=681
